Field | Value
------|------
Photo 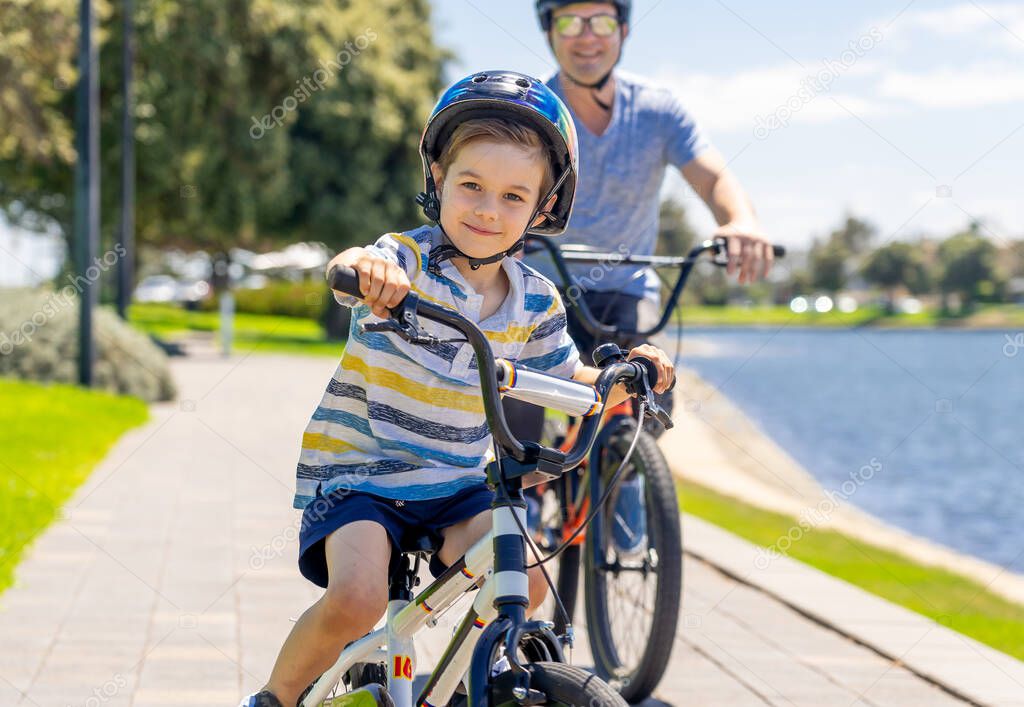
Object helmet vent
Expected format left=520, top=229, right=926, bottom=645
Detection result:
left=472, top=74, right=488, bottom=83
left=515, top=78, right=530, bottom=88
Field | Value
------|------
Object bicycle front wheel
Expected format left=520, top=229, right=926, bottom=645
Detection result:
left=583, top=424, right=683, bottom=703
left=507, top=662, right=628, bottom=707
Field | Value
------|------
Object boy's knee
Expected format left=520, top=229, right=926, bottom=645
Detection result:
left=321, top=579, right=387, bottom=635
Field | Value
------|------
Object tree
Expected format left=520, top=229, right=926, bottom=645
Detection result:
left=861, top=241, right=930, bottom=309
left=937, top=230, right=999, bottom=312
left=0, top=0, right=447, bottom=256
left=805, top=215, right=876, bottom=294
left=656, top=197, right=696, bottom=256
left=831, top=215, right=876, bottom=256
left=808, top=238, right=848, bottom=293
left=0, top=0, right=80, bottom=233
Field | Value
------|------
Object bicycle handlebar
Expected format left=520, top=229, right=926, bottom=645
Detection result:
left=523, top=235, right=786, bottom=344
left=328, top=265, right=667, bottom=472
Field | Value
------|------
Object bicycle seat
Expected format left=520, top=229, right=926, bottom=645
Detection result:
left=398, top=529, right=443, bottom=558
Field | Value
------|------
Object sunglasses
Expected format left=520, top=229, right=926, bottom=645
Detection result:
left=552, top=13, right=620, bottom=38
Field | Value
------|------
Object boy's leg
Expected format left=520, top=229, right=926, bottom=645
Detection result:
left=264, top=521, right=391, bottom=707
left=439, top=511, right=548, bottom=614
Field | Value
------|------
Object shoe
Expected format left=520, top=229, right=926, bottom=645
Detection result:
left=610, top=475, right=647, bottom=557
left=237, top=690, right=284, bottom=707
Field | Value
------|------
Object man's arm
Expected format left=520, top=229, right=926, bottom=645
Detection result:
left=681, top=147, right=773, bottom=284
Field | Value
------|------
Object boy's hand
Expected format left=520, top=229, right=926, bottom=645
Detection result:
left=626, top=344, right=675, bottom=395
left=328, top=248, right=410, bottom=319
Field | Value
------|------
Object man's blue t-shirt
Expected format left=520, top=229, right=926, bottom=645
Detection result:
left=530, top=71, right=710, bottom=300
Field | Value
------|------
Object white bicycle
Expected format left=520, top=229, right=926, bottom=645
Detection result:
left=298, top=266, right=673, bottom=707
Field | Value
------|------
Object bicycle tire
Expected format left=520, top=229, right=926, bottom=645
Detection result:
left=583, top=425, right=682, bottom=703
left=493, top=661, right=628, bottom=707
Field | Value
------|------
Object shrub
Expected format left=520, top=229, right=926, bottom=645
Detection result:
left=199, top=280, right=327, bottom=318
left=0, top=288, right=176, bottom=401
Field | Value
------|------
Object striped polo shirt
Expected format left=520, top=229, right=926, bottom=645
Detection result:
left=293, top=225, right=582, bottom=509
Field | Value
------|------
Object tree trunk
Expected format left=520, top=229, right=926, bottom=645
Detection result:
left=212, top=252, right=234, bottom=356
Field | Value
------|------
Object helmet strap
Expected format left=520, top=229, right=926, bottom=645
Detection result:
left=416, top=174, right=442, bottom=222
left=428, top=239, right=527, bottom=275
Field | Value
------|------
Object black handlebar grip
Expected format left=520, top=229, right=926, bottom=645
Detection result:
left=633, top=356, right=676, bottom=393
left=773, top=245, right=786, bottom=258
left=328, top=265, right=363, bottom=299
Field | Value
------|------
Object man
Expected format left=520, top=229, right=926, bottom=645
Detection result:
left=515, top=1, right=774, bottom=554
left=533, top=0, right=773, bottom=347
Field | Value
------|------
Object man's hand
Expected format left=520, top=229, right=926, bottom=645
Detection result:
left=327, top=248, right=410, bottom=319
left=626, top=343, right=675, bottom=395
left=716, top=223, right=774, bottom=285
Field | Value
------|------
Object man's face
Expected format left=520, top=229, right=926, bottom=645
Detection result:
left=548, top=2, right=627, bottom=84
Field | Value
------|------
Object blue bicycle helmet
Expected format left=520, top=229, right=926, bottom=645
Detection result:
left=418, top=71, right=579, bottom=251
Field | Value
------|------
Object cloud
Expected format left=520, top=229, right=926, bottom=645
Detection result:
left=894, top=2, right=1024, bottom=52
left=655, top=63, right=886, bottom=136
left=879, top=62, right=1024, bottom=108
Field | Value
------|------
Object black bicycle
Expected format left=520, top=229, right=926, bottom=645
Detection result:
left=521, top=236, right=785, bottom=703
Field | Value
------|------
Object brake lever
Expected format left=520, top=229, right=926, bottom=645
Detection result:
left=361, top=292, right=445, bottom=346
left=643, top=396, right=674, bottom=430
left=626, top=361, right=675, bottom=431
left=711, top=236, right=730, bottom=267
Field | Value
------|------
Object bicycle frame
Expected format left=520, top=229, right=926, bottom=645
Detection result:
left=301, top=522, right=504, bottom=707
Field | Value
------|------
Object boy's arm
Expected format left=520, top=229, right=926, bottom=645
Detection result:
left=572, top=343, right=675, bottom=407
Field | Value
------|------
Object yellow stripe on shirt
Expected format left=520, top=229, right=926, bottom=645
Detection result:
left=391, top=233, right=424, bottom=274
left=484, top=323, right=536, bottom=344
left=301, top=432, right=366, bottom=455
left=341, top=353, right=484, bottom=414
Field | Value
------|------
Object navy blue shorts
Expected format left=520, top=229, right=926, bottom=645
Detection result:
left=297, top=484, right=495, bottom=588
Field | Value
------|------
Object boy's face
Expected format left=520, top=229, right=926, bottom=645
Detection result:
left=431, top=140, right=554, bottom=262
left=549, top=3, right=626, bottom=85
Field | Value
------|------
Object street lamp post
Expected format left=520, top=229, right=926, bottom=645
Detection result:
left=74, top=0, right=99, bottom=386
left=117, top=0, right=135, bottom=319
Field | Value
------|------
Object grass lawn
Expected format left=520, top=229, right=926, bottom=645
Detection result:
left=128, top=303, right=344, bottom=357
left=0, top=379, right=149, bottom=594
left=679, top=479, right=1024, bottom=661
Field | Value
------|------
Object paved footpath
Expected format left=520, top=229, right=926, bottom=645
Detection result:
left=0, top=354, right=1018, bottom=706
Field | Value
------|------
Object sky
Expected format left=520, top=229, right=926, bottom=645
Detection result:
left=431, top=0, right=1024, bottom=249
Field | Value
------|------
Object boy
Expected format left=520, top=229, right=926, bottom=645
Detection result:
left=241, top=71, right=674, bottom=707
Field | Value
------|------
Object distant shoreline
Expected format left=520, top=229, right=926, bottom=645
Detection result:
left=678, top=303, right=1024, bottom=330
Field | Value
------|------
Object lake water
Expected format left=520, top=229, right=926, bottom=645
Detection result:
left=675, top=327, right=1024, bottom=572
